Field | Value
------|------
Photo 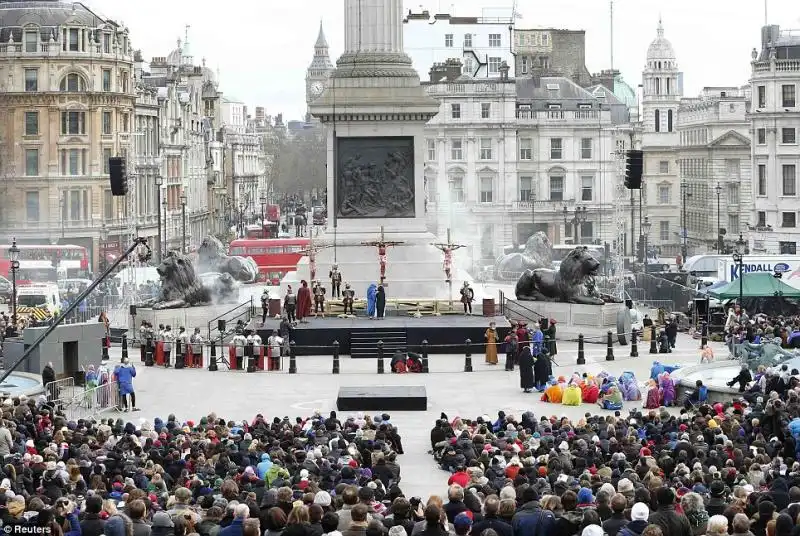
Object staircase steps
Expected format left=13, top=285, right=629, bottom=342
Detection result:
left=350, top=328, right=407, bottom=359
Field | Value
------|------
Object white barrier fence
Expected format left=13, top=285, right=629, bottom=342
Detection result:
left=53, top=381, right=120, bottom=421
left=45, top=377, right=75, bottom=403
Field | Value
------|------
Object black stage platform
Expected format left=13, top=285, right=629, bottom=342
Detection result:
left=256, top=315, right=510, bottom=357
left=337, top=385, right=427, bottom=411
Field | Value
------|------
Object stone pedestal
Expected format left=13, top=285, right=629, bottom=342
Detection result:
left=506, top=300, right=623, bottom=328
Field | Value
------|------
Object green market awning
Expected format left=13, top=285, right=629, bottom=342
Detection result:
left=708, top=272, right=800, bottom=299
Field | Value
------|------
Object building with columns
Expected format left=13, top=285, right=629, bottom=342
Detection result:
left=639, top=18, right=683, bottom=259
left=749, top=24, right=800, bottom=255
left=0, top=0, right=136, bottom=268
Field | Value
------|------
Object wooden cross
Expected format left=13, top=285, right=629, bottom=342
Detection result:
left=361, top=226, right=405, bottom=282
left=432, top=228, right=467, bottom=283
left=298, top=236, right=334, bottom=282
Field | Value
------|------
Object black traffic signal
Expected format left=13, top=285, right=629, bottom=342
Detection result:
left=109, top=157, right=127, bottom=196
left=624, top=149, right=643, bottom=189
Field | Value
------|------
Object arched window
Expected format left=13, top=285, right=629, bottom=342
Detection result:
left=668, top=110, right=673, bottom=132
left=655, top=78, right=660, bottom=95
left=654, top=109, right=660, bottom=132
left=59, top=73, right=86, bottom=92
left=658, top=61, right=662, bottom=69
left=666, top=78, right=671, bottom=95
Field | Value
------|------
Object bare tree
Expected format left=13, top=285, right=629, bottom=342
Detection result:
left=270, top=125, right=326, bottom=195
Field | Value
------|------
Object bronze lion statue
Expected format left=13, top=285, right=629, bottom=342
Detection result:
left=515, top=246, right=607, bottom=305
left=494, top=232, right=553, bottom=280
left=144, top=252, right=212, bottom=309
left=197, top=236, right=258, bottom=283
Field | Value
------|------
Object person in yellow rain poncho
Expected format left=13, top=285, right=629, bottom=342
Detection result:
left=562, top=381, right=583, bottom=406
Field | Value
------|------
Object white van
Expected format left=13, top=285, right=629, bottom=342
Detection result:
left=17, top=283, right=62, bottom=316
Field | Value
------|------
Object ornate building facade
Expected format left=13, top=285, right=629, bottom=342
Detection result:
left=0, top=0, right=135, bottom=267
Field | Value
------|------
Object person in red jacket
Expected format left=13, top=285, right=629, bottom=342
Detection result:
left=448, top=466, right=470, bottom=488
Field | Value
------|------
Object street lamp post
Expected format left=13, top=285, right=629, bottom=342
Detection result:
left=715, top=183, right=723, bottom=252
left=180, top=193, right=187, bottom=254
left=162, top=199, right=169, bottom=253
left=9, top=237, right=19, bottom=329
left=155, top=176, right=163, bottom=262
left=562, top=206, right=588, bottom=244
left=259, top=194, right=267, bottom=238
left=732, top=232, right=746, bottom=306
left=238, top=202, right=245, bottom=238
left=681, top=183, right=692, bottom=261
left=642, top=216, right=652, bottom=270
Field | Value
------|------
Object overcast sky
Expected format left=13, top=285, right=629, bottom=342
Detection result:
left=92, top=0, right=800, bottom=121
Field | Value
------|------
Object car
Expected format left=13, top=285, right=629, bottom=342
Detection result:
left=0, top=275, right=10, bottom=302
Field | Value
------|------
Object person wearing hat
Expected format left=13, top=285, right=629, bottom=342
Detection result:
left=113, top=355, right=139, bottom=412
left=453, top=513, right=473, bottom=536
left=342, top=283, right=355, bottom=316
left=618, top=503, right=650, bottom=536
left=511, top=487, right=554, bottom=536
left=460, top=281, right=474, bottom=315
left=648, top=487, right=692, bottom=536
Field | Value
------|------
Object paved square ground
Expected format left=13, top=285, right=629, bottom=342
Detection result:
left=104, top=332, right=726, bottom=500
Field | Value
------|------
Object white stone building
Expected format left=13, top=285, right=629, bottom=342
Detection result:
left=404, top=8, right=515, bottom=79
left=676, top=87, right=752, bottom=254
left=749, top=24, right=800, bottom=255
left=639, top=19, right=683, bottom=259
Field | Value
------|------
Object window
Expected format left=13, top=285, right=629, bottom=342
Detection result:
left=580, top=176, right=593, bottom=201
left=25, top=191, right=39, bottom=222
left=579, top=222, right=593, bottom=241
left=449, top=176, right=465, bottom=202
left=450, top=139, right=463, bottom=160
left=121, top=72, right=129, bottom=93
left=102, top=111, right=112, bottom=135
left=464, top=34, right=472, bottom=47
left=102, top=33, right=111, bottom=53
left=450, top=103, right=461, bottom=119
left=659, top=160, right=669, bottom=174
left=102, top=69, right=111, bottom=92
left=479, top=138, right=492, bottom=160
left=519, top=138, right=532, bottom=160
left=25, top=31, right=38, bottom=53
left=103, top=190, right=114, bottom=219
left=728, top=183, right=740, bottom=205
left=757, top=128, right=766, bottom=144
left=68, top=28, right=79, bottom=51
left=519, top=176, right=533, bottom=201
left=668, top=110, right=673, bottom=132
left=757, top=211, right=766, bottom=227
left=463, top=56, right=474, bottom=75
left=782, top=212, right=796, bottom=228
left=480, top=177, right=493, bottom=203
left=24, top=111, right=38, bottom=136
left=24, top=149, right=38, bottom=176
left=758, top=164, right=767, bottom=196
left=488, top=57, right=502, bottom=74
left=59, top=73, right=86, bottom=92
left=68, top=149, right=79, bottom=175
left=757, top=85, right=766, bottom=108
left=783, top=128, right=797, bottom=144
left=550, top=138, right=562, bottom=160
left=481, top=103, right=491, bottom=119
left=489, top=34, right=501, bottom=47
left=659, top=221, right=670, bottom=242
left=654, top=109, right=660, bottom=132
left=658, top=185, right=671, bottom=204
left=24, top=69, right=37, bottom=92
left=780, top=241, right=797, bottom=254
left=444, top=34, right=453, bottom=47
left=103, top=148, right=112, bottom=174
left=783, top=164, right=797, bottom=196
left=729, top=214, right=741, bottom=233
left=782, top=84, right=796, bottom=108
left=61, top=111, right=85, bottom=135
left=426, top=139, right=436, bottom=161
left=521, top=56, right=528, bottom=74
left=580, top=138, right=592, bottom=159
left=549, top=175, right=564, bottom=201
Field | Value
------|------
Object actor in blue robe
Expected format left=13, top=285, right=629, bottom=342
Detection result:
left=366, top=284, right=378, bottom=317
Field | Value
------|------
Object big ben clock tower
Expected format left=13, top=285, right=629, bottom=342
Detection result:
left=306, top=21, right=334, bottom=120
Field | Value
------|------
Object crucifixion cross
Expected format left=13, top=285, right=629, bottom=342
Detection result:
left=361, top=226, right=405, bottom=282
left=431, top=228, right=467, bottom=283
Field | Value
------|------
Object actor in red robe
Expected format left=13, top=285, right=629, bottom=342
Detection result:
left=297, top=279, right=313, bottom=321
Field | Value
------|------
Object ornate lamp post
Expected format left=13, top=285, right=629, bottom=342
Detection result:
left=732, top=232, right=746, bottom=306
left=562, top=206, right=588, bottom=244
left=9, top=237, right=19, bottom=328
left=681, top=182, right=692, bottom=261
left=180, top=193, right=187, bottom=254
left=715, top=183, right=723, bottom=252
left=259, top=194, right=267, bottom=237
left=162, top=198, right=169, bottom=252
left=641, top=216, right=652, bottom=269
left=238, top=202, right=245, bottom=238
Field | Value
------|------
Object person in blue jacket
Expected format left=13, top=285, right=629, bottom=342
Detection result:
left=114, top=356, right=139, bottom=412
left=256, top=453, right=273, bottom=479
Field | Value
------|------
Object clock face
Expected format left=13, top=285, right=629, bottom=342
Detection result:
left=310, top=81, right=325, bottom=97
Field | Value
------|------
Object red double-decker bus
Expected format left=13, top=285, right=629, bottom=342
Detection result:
left=0, top=244, right=90, bottom=282
left=228, top=238, right=310, bottom=284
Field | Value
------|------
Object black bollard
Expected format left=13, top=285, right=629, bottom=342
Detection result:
left=464, top=338, right=473, bottom=372
left=649, top=325, right=658, bottom=354
left=289, top=341, right=297, bottom=374
left=700, top=321, right=708, bottom=348
left=577, top=334, right=586, bottom=365
left=175, top=342, right=185, bottom=369
left=421, top=340, right=429, bottom=373
left=121, top=334, right=128, bottom=361
left=606, top=330, right=614, bottom=361
left=209, top=340, right=218, bottom=371
left=332, top=341, right=340, bottom=374
left=145, top=337, right=154, bottom=367
left=377, top=341, right=385, bottom=374
left=102, top=337, right=109, bottom=361
left=630, top=329, right=639, bottom=358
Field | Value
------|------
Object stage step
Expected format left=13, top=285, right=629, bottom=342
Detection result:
left=350, top=328, right=407, bottom=359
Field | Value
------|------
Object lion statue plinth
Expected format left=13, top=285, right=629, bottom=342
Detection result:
left=144, top=253, right=211, bottom=310
left=206, top=272, right=239, bottom=304
left=515, top=246, right=611, bottom=305
left=495, top=232, right=553, bottom=280
left=197, top=236, right=258, bottom=283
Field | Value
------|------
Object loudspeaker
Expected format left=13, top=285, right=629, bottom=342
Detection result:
left=694, top=298, right=710, bottom=316
left=218, top=319, right=226, bottom=333
left=108, top=157, right=128, bottom=196
left=624, top=149, right=643, bottom=189
left=129, top=305, right=137, bottom=316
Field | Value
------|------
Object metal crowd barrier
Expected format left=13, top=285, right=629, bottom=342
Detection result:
left=55, top=381, right=120, bottom=421
left=45, top=377, right=75, bottom=403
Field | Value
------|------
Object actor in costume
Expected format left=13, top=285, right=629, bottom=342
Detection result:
left=342, top=283, right=355, bottom=315
left=113, top=356, right=139, bottom=412
left=176, top=326, right=189, bottom=368
left=267, top=330, right=283, bottom=371
left=313, top=281, right=326, bottom=315
left=546, top=319, right=557, bottom=356
left=189, top=327, right=204, bottom=368
left=296, top=280, right=313, bottom=322
left=484, top=322, right=498, bottom=365
left=329, top=264, right=342, bottom=298
left=376, top=284, right=386, bottom=319
left=162, top=325, right=174, bottom=368
left=283, top=286, right=297, bottom=323
left=366, top=284, right=378, bottom=318
left=460, top=282, right=474, bottom=315
left=518, top=344, right=535, bottom=393
left=504, top=331, right=518, bottom=371
left=231, top=328, right=247, bottom=370
left=247, top=329, right=263, bottom=371
left=261, top=288, right=270, bottom=324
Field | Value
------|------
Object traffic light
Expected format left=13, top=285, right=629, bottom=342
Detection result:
left=624, top=149, right=643, bottom=189
left=109, top=157, right=127, bottom=196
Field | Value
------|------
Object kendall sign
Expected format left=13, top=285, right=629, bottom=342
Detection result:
left=730, top=262, right=792, bottom=279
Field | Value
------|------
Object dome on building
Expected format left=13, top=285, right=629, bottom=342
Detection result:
left=166, top=38, right=182, bottom=66
left=0, top=0, right=111, bottom=42
left=646, top=18, right=676, bottom=61
left=614, top=75, right=638, bottom=107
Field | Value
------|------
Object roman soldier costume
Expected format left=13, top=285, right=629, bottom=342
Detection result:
left=329, top=264, right=342, bottom=298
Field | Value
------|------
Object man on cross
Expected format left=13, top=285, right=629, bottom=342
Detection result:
left=432, top=229, right=467, bottom=283
left=362, top=226, right=404, bottom=281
